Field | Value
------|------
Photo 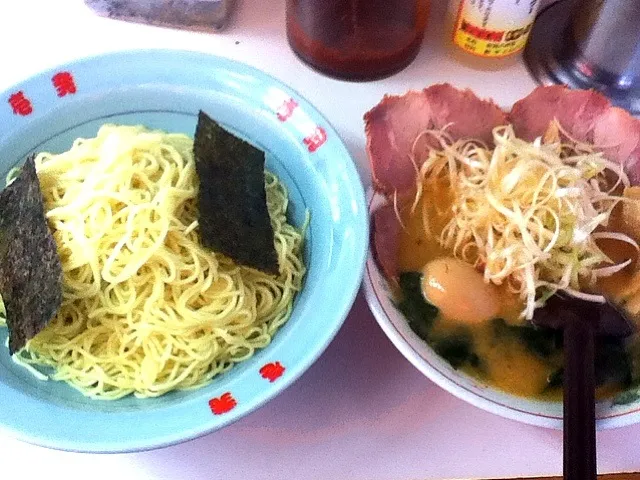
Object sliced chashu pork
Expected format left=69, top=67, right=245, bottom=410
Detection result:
left=365, top=84, right=506, bottom=279
left=510, top=86, right=640, bottom=183
left=365, top=83, right=507, bottom=196
left=366, top=84, right=640, bottom=280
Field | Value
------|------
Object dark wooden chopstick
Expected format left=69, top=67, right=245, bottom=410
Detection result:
left=563, top=313, right=597, bottom=480
left=499, top=475, right=640, bottom=480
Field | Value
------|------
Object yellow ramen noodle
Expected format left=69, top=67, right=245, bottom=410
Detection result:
left=0, top=125, right=306, bottom=399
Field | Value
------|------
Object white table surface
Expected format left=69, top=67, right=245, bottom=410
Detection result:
left=1, top=1, right=639, bottom=479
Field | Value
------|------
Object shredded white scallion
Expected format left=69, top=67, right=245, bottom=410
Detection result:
left=411, top=121, right=636, bottom=320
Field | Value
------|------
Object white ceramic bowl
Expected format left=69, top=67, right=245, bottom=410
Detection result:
left=363, top=190, right=640, bottom=430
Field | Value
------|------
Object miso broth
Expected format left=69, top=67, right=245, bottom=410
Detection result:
left=395, top=180, right=640, bottom=400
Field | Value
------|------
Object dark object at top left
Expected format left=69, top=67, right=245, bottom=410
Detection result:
left=84, top=0, right=235, bottom=32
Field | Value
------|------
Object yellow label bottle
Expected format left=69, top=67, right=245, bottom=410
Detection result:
left=446, top=0, right=542, bottom=70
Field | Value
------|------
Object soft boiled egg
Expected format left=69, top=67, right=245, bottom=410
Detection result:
left=421, top=257, right=501, bottom=325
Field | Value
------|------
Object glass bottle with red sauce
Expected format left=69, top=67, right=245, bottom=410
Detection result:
left=286, top=0, right=429, bottom=81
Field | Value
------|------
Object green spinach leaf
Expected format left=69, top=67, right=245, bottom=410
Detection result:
left=397, top=271, right=438, bottom=342
left=433, top=333, right=480, bottom=370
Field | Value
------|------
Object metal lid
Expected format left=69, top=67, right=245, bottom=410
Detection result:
left=524, top=0, right=640, bottom=115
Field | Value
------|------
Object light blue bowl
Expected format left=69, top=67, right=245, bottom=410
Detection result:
left=0, top=50, right=367, bottom=453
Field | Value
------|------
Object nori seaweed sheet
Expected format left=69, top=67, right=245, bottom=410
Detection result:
left=0, top=155, right=62, bottom=354
left=193, top=110, right=279, bottom=274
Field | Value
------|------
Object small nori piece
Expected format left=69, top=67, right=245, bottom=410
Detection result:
left=433, top=333, right=480, bottom=370
left=545, top=367, right=565, bottom=391
left=0, top=155, right=63, bottom=354
left=396, top=271, right=480, bottom=369
left=397, top=271, right=438, bottom=341
left=193, top=110, right=279, bottom=274
left=491, top=318, right=563, bottom=359
left=543, top=338, right=634, bottom=393
left=613, top=390, right=640, bottom=406
left=593, top=338, right=632, bottom=388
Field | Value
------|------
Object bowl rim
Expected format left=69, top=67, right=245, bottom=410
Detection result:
left=363, top=188, right=640, bottom=430
left=0, top=48, right=369, bottom=452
